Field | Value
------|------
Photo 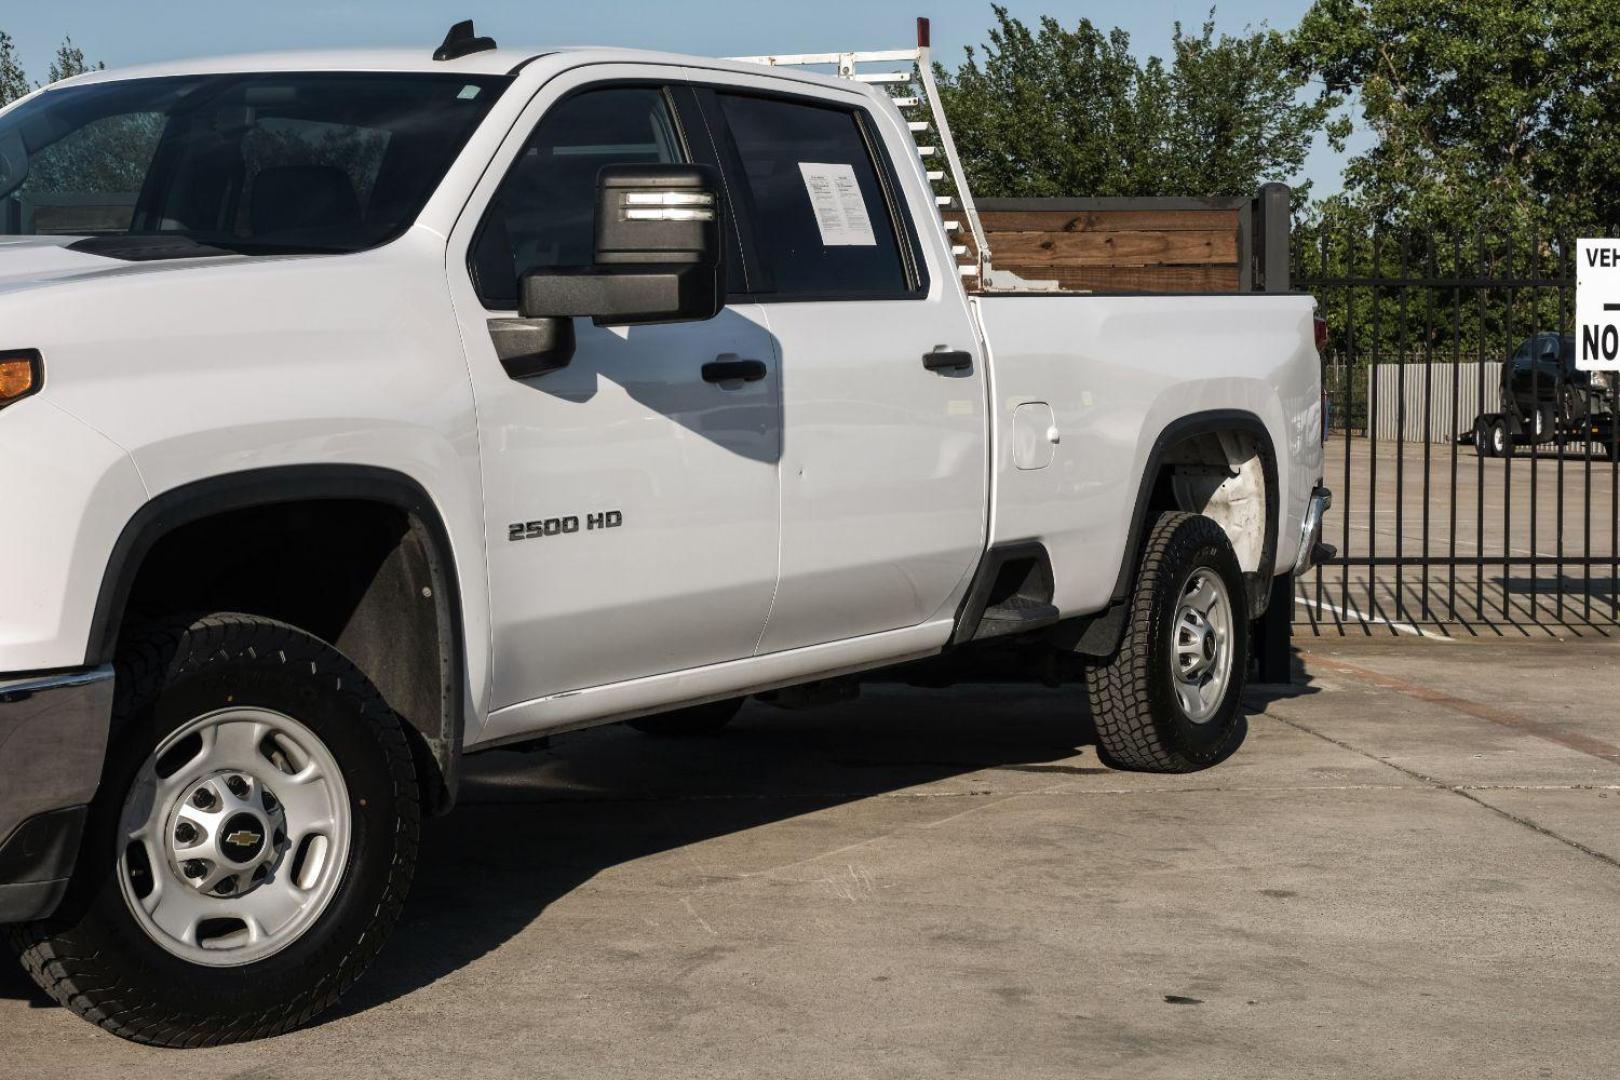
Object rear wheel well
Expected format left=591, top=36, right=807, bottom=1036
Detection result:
left=117, top=498, right=456, bottom=813
left=1136, top=422, right=1278, bottom=616
left=1145, top=430, right=1269, bottom=572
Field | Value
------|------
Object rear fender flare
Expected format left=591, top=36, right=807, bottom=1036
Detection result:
left=1109, top=409, right=1280, bottom=617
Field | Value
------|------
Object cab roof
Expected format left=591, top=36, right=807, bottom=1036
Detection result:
left=49, top=46, right=865, bottom=98
left=58, top=47, right=549, bottom=84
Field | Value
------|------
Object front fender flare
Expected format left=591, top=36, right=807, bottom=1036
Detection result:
left=85, top=465, right=468, bottom=809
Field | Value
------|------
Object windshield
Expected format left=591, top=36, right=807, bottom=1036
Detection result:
left=0, top=72, right=509, bottom=257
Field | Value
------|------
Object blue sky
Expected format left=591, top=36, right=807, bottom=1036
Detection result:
left=2, top=1, right=1366, bottom=194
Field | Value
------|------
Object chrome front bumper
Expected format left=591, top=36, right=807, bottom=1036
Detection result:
left=0, top=666, right=114, bottom=922
left=1290, top=486, right=1334, bottom=577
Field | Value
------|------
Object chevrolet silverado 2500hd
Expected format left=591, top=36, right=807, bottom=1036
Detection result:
left=0, top=22, right=1327, bottom=1045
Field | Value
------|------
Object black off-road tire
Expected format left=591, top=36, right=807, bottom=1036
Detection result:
left=1084, top=512, right=1250, bottom=773
left=5, top=614, right=420, bottom=1047
left=627, top=698, right=744, bottom=737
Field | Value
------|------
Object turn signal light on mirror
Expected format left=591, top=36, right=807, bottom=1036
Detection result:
left=0, top=351, right=41, bottom=409
left=621, top=190, right=716, bottom=223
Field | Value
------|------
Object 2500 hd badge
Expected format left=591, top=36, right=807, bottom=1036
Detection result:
left=508, top=509, right=624, bottom=542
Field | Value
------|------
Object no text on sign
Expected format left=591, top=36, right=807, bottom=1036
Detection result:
left=1578, top=238, right=1620, bottom=371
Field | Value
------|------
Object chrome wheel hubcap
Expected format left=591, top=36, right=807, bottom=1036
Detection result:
left=1171, top=569, right=1233, bottom=723
left=117, top=708, right=351, bottom=967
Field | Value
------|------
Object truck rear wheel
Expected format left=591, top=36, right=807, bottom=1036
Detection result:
left=6, top=614, right=419, bottom=1046
left=1084, top=513, right=1250, bottom=772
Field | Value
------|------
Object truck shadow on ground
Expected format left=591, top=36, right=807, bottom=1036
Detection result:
left=0, top=677, right=1299, bottom=1019
left=2, top=684, right=1102, bottom=1014
left=329, top=683, right=1108, bottom=1021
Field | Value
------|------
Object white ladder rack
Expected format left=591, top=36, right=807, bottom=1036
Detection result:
left=729, top=17, right=990, bottom=280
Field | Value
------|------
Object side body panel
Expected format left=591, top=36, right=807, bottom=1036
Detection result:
left=460, top=59, right=996, bottom=744
left=975, top=293, right=1323, bottom=618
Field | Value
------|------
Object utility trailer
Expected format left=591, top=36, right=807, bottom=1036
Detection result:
left=1468, top=332, right=1619, bottom=459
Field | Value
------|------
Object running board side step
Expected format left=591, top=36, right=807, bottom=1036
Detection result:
left=951, top=542, right=1061, bottom=645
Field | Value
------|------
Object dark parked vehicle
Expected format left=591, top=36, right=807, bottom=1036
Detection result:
left=1473, top=333, right=1617, bottom=457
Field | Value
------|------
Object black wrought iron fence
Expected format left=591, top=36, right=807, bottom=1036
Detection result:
left=1292, top=225, right=1618, bottom=635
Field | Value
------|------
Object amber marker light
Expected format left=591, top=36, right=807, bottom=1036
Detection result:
left=0, top=350, right=41, bottom=409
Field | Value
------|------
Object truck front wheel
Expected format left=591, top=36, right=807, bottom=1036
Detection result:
left=1084, top=513, right=1250, bottom=772
left=6, top=614, right=419, bottom=1046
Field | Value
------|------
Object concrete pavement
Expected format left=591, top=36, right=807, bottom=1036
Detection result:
left=3, top=636, right=1617, bottom=1078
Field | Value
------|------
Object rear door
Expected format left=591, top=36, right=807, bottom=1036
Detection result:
left=692, top=80, right=988, bottom=653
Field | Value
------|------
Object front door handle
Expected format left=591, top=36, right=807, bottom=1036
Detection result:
left=923, top=348, right=974, bottom=372
left=702, top=356, right=768, bottom=383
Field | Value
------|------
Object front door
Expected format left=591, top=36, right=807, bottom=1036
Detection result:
left=449, top=76, right=781, bottom=711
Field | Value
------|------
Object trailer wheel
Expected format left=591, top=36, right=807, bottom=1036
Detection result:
left=1084, top=513, right=1249, bottom=773
left=1491, top=416, right=1514, bottom=458
left=7, top=614, right=419, bottom=1047
left=1534, top=403, right=1558, bottom=444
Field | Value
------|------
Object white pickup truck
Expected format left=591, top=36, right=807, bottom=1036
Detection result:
left=0, top=22, right=1326, bottom=1045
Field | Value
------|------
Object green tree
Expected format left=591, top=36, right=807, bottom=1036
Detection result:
left=0, top=32, right=28, bottom=105
left=45, top=35, right=99, bottom=84
left=935, top=6, right=1332, bottom=199
left=1290, top=0, right=1620, bottom=237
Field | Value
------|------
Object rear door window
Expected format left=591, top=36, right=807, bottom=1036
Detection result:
left=709, top=92, right=920, bottom=300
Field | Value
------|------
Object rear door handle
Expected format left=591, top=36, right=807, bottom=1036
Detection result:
left=923, top=349, right=974, bottom=372
left=702, top=357, right=768, bottom=383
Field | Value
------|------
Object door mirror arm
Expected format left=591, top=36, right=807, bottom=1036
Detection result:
left=488, top=315, right=575, bottom=380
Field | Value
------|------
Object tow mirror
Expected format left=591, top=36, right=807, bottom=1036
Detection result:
left=493, top=164, right=725, bottom=380
left=519, top=164, right=724, bottom=326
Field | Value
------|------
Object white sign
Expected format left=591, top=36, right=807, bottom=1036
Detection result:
left=1577, top=238, right=1620, bottom=371
left=797, top=162, right=877, bottom=247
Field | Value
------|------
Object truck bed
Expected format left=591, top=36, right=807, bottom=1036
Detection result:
left=976, top=292, right=1323, bottom=617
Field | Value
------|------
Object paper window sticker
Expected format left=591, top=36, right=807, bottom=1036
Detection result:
left=797, top=162, right=878, bottom=247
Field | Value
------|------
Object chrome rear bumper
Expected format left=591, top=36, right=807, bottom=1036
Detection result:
left=1291, top=486, right=1334, bottom=577
left=0, top=666, right=114, bottom=922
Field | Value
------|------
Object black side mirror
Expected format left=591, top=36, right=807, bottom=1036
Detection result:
left=492, top=164, right=725, bottom=380
left=521, top=164, right=724, bottom=325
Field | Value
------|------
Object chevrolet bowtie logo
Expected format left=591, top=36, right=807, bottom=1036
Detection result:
left=225, top=830, right=262, bottom=848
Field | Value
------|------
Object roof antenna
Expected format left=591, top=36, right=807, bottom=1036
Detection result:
left=433, top=19, right=497, bottom=61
